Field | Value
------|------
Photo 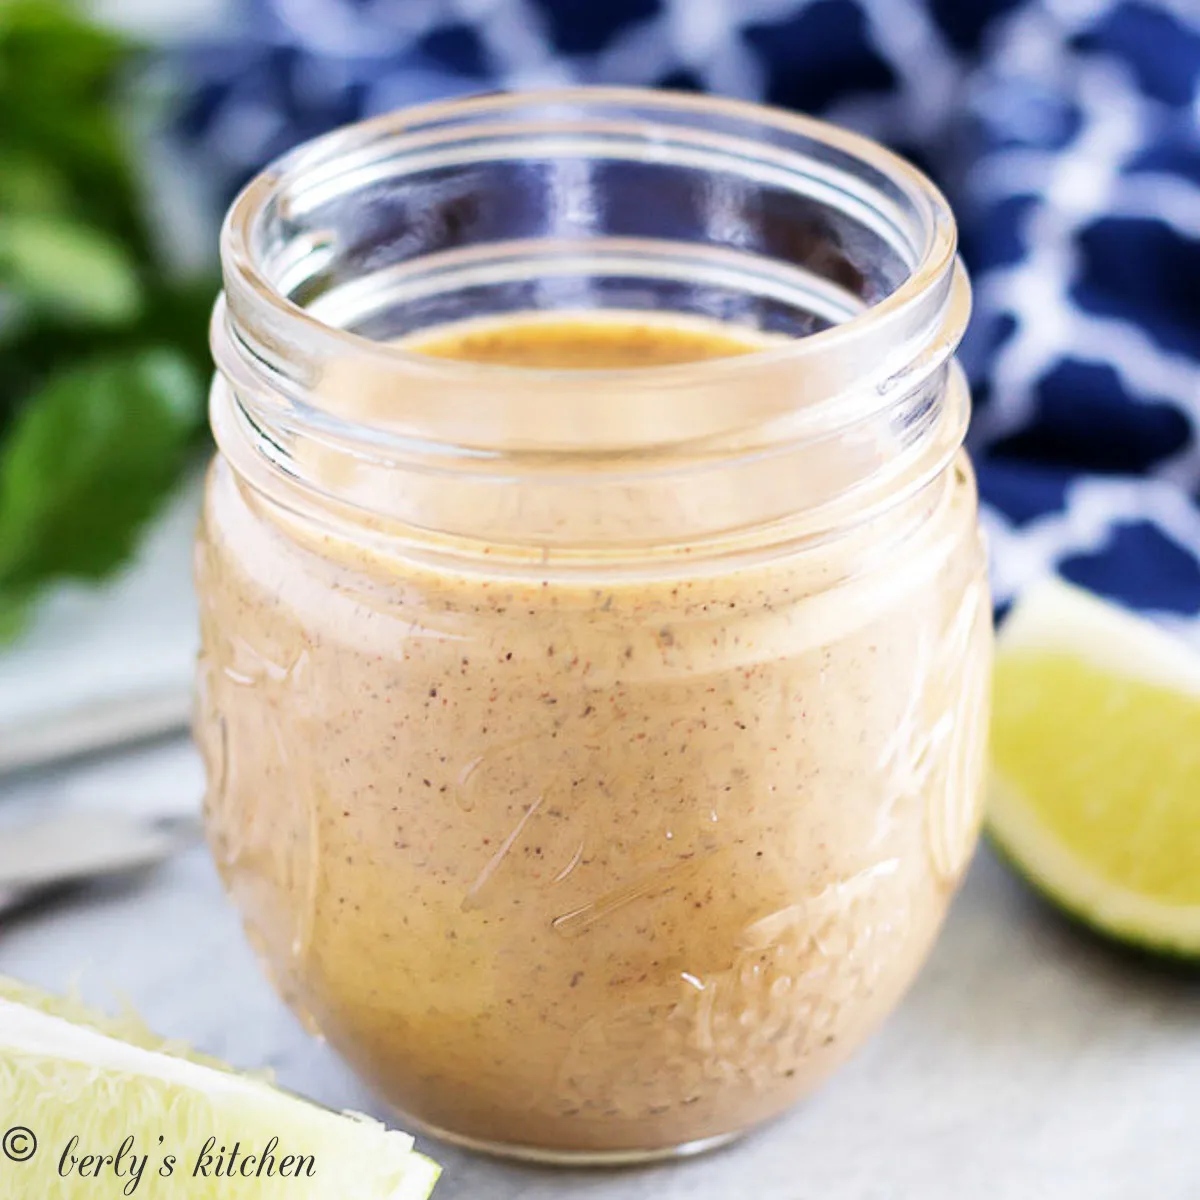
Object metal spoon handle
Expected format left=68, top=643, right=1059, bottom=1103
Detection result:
left=0, top=811, right=200, bottom=905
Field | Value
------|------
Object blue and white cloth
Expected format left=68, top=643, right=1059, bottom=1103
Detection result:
left=178, top=0, right=1200, bottom=626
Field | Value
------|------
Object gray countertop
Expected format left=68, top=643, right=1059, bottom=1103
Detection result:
left=1, top=737, right=1197, bottom=1199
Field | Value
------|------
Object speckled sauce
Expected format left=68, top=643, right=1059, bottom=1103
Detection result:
left=195, top=319, right=992, bottom=1157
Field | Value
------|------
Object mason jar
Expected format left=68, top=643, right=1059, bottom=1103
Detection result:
left=196, top=87, right=991, bottom=1164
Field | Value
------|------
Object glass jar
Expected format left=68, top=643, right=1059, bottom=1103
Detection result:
left=197, top=88, right=990, bottom=1164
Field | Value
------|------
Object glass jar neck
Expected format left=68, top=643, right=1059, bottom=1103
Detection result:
left=211, top=88, right=970, bottom=567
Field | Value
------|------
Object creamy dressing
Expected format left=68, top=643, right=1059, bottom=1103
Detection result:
left=195, top=318, right=991, bottom=1156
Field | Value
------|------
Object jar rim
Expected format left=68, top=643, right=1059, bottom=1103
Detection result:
left=220, top=85, right=960, bottom=387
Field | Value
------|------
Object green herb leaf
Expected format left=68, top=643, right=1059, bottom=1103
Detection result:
left=0, top=1, right=218, bottom=645
left=138, top=275, right=220, bottom=382
left=0, top=214, right=142, bottom=323
left=0, top=0, right=148, bottom=258
left=0, top=154, right=70, bottom=213
left=0, top=0, right=138, bottom=103
left=0, top=586, right=34, bottom=644
left=0, top=349, right=204, bottom=599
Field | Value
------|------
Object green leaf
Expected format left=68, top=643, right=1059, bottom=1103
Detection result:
left=0, top=585, right=33, bottom=644
left=0, top=2, right=217, bottom=645
left=0, top=1, right=149, bottom=258
left=0, top=214, right=142, bottom=323
left=139, top=274, right=220, bottom=379
left=0, top=275, right=219, bottom=415
left=0, top=154, right=69, bottom=212
left=0, top=349, right=205, bottom=590
left=0, top=0, right=138, bottom=102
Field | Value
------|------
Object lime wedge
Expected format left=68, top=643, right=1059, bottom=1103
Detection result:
left=988, top=578, right=1200, bottom=956
left=0, top=977, right=439, bottom=1198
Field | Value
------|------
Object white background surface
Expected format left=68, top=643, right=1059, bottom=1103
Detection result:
left=1, top=737, right=1197, bottom=1200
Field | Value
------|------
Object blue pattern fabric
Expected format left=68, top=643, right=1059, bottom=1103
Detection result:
left=177, top=0, right=1200, bottom=626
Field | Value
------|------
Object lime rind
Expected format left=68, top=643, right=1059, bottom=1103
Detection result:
left=988, top=775, right=1200, bottom=957
left=988, top=577, right=1200, bottom=959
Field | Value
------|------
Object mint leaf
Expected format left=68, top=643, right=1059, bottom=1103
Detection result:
left=0, top=154, right=69, bottom=212
left=0, top=586, right=34, bottom=644
left=0, top=1, right=148, bottom=259
left=0, top=0, right=137, bottom=103
left=0, top=3, right=217, bottom=645
left=0, top=276, right=218, bottom=416
left=0, top=349, right=204, bottom=595
left=0, top=214, right=142, bottom=323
